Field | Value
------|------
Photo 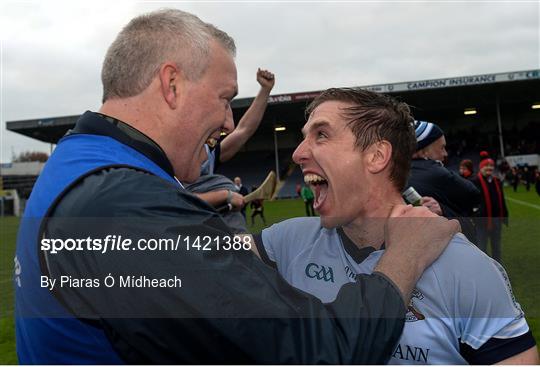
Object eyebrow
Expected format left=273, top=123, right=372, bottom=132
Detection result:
left=301, top=120, right=330, bottom=137
left=224, top=87, right=238, bottom=102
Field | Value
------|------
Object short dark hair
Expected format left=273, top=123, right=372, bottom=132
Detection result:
left=306, top=88, right=416, bottom=191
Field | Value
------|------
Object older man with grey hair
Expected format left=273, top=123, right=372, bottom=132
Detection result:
left=15, top=8, right=458, bottom=364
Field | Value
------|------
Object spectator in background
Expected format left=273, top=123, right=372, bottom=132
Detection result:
left=234, top=176, right=249, bottom=218
left=508, top=167, right=520, bottom=192
left=498, top=159, right=510, bottom=182
left=295, top=183, right=302, bottom=198
left=459, top=159, right=474, bottom=179
left=250, top=186, right=266, bottom=226
left=408, top=121, right=480, bottom=242
left=301, top=185, right=315, bottom=216
left=534, top=168, right=540, bottom=197
left=522, top=165, right=532, bottom=192
left=234, top=176, right=249, bottom=196
left=472, top=152, right=509, bottom=263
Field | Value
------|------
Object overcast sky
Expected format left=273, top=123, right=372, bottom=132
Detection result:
left=1, top=0, right=539, bottom=162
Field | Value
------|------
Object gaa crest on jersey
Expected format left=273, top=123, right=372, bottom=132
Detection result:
left=405, top=289, right=425, bottom=322
left=305, top=262, right=335, bottom=283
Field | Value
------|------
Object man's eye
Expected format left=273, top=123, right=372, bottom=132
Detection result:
left=317, top=131, right=327, bottom=139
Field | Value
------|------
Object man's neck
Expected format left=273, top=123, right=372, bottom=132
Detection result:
left=99, top=94, right=163, bottom=143
left=342, top=190, right=404, bottom=251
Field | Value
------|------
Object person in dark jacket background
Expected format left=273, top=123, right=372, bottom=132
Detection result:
left=535, top=169, right=540, bottom=197
left=507, top=166, right=520, bottom=192
left=472, top=152, right=509, bottom=263
left=407, top=121, right=481, bottom=242
left=234, top=176, right=249, bottom=218
left=523, top=165, right=533, bottom=192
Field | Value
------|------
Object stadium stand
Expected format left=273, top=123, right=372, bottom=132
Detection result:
left=5, top=69, right=540, bottom=202
left=215, top=150, right=276, bottom=190
left=216, top=149, right=298, bottom=197
left=277, top=165, right=303, bottom=198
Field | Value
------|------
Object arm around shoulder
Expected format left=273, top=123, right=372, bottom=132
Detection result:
left=496, top=346, right=539, bottom=365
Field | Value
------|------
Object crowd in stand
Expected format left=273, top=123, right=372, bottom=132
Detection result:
left=446, top=120, right=540, bottom=160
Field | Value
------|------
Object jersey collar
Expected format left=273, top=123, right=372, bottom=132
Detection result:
left=337, top=227, right=384, bottom=264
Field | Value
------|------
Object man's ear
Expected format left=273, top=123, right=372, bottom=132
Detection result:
left=159, top=62, right=180, bottom=109
left=365, top=140, right=392, bottom=174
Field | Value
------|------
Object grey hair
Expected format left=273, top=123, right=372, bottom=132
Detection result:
left=101, top=8, right=236, bottom=102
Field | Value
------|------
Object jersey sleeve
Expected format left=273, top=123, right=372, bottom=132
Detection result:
left=259, top=217, right=321, bottom=271
left=213, top=143, right=221, bottom=171
left=433, top=234, right=535, bottom=363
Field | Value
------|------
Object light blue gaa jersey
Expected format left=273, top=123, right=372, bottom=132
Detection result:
left=200, top=144, right=217, bottom=176
left=260, top=217, right=532, bottom=365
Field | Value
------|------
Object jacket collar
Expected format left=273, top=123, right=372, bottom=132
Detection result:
left=67, top=111, right=175, bottom=177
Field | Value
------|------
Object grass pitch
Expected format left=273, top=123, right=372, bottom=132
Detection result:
left=0, top=186, right=538, bottom=363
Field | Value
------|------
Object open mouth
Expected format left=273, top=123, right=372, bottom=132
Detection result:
left=304, top=173, right=328, bottom=211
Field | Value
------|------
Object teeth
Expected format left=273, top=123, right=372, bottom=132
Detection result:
left=206, top=138, right=217, bottom=148
left=304, top=173, right=327, bottom=185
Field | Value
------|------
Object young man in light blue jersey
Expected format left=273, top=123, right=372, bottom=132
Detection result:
left=252, top=88, right=538, bottom=364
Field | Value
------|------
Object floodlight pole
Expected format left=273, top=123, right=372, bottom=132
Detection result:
left=495, top=94, right=505, bottom=159
left=273, top=127, right=280, bottom=182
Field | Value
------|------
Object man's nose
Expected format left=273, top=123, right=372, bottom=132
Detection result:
left=293, top=139, right=310, bottom=165
left=223, top=105, right=234, bottom=134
